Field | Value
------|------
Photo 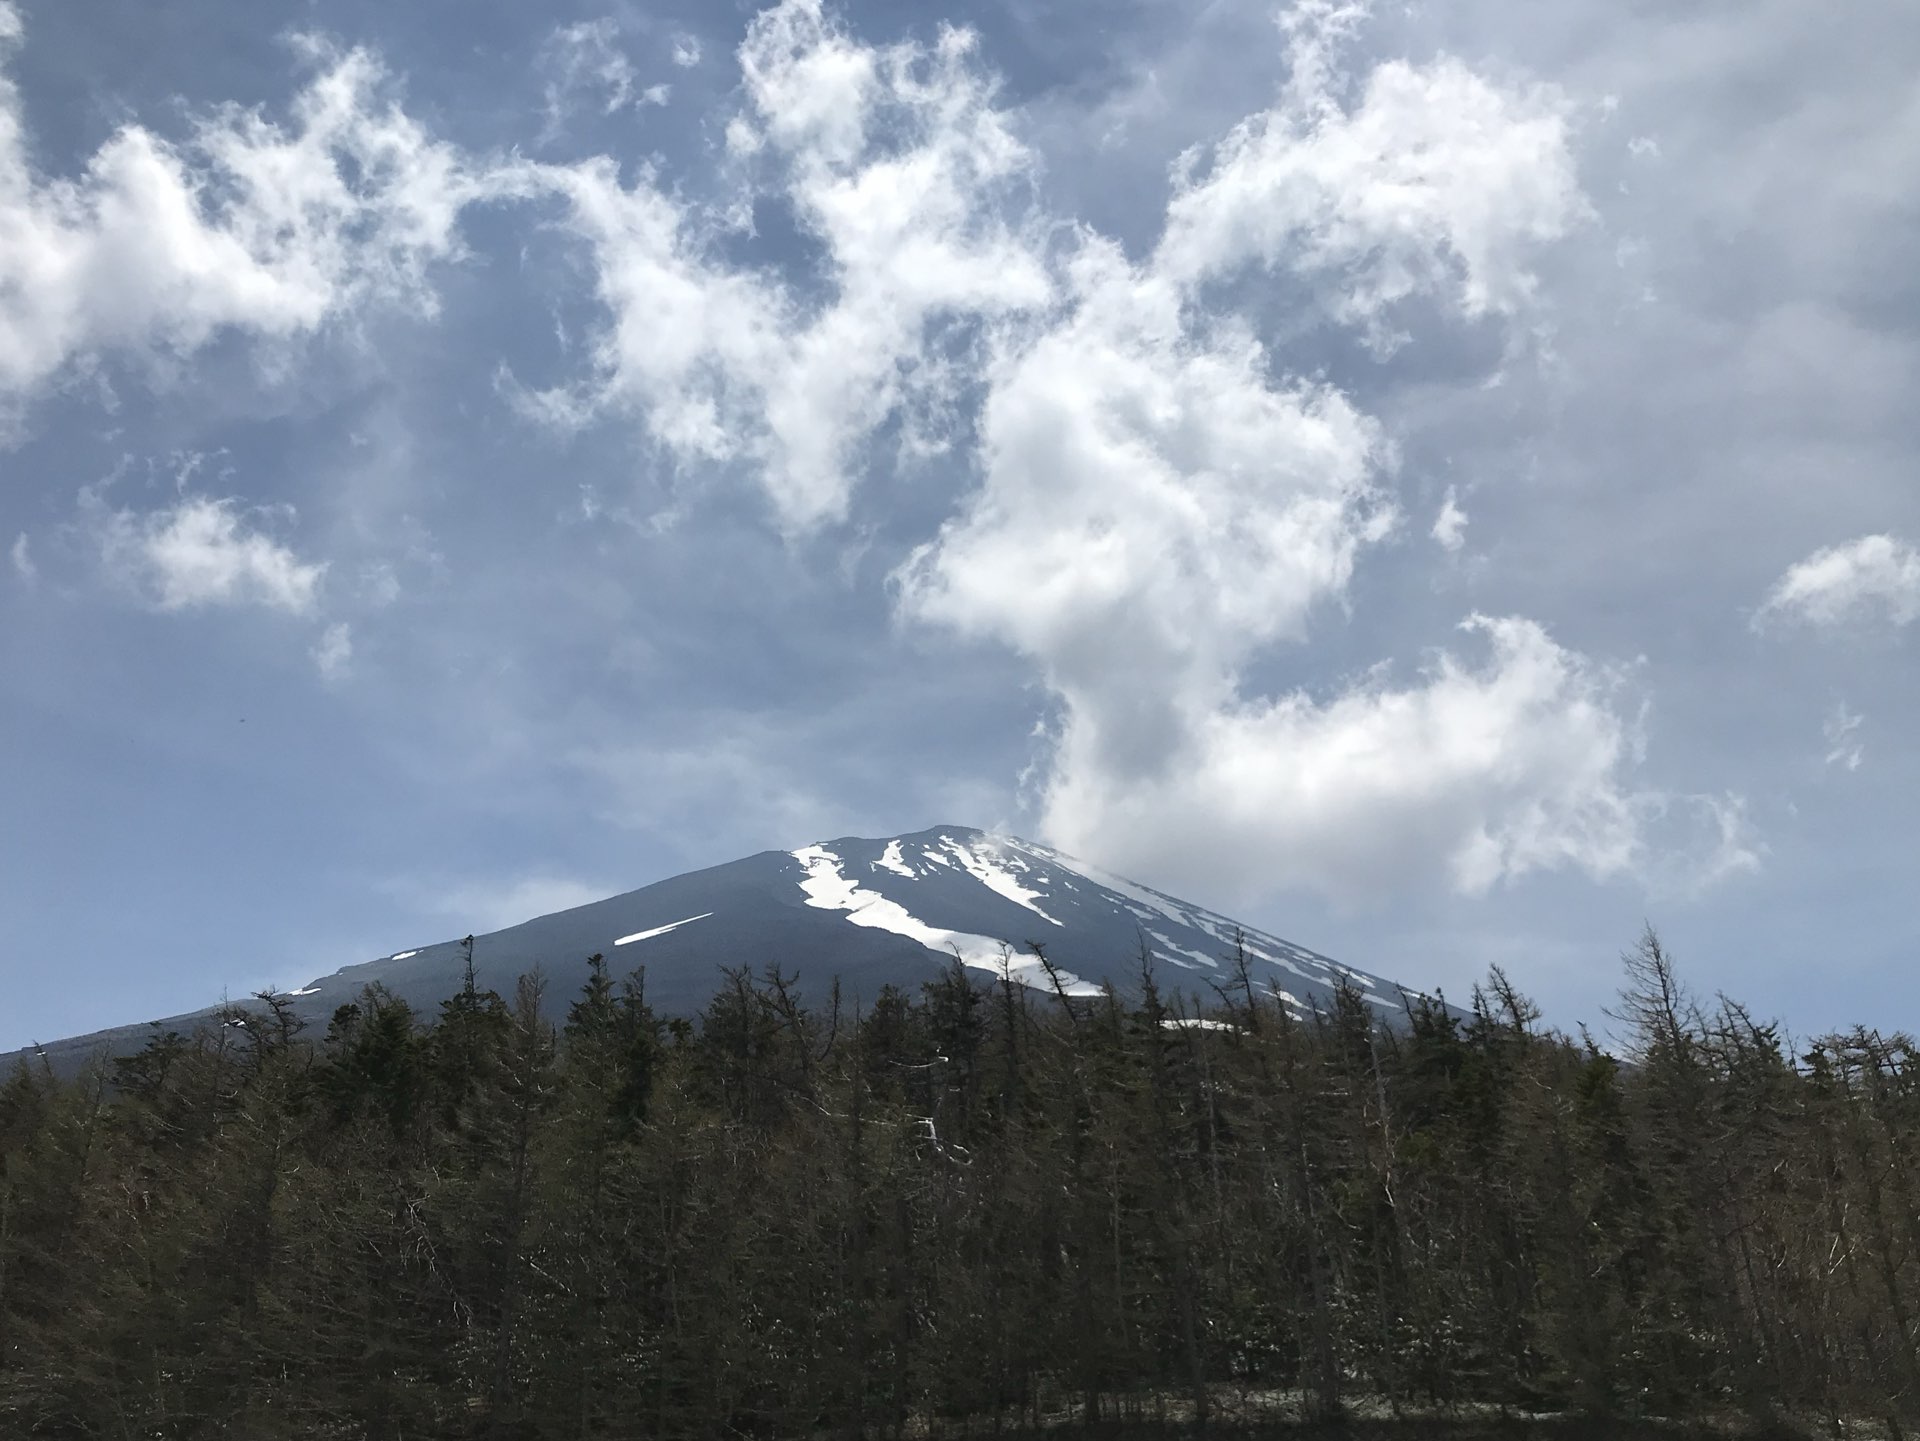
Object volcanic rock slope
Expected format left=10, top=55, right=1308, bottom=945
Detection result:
left=16, top=826, right=1438, bottom=1072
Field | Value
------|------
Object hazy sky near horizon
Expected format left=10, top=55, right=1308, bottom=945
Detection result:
left=3, top=0, right=1918, bottom=1052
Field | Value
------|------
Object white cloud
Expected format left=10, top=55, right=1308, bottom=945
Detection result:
left=0, top=13, right=479, bottom=424
left=514, top=0, right=1579, bottom=551
left=900, top=235, right=1393, bottom=774
left=1052, top=616, right=1682, bottom=901
left=1755, top=534, right=1920, bottom=631
left=0, top=0, right=1740, bottom=911
left=9, top=529, right=31, bottom=583
left=1432, top=486, right=1468, bottom=551
left=889, top=3, right=1693, bottom=902
left=524, top=0, right=1052, bottom=531
left=671, top=34, right=702, bottom=68
left=89, top=492, right=325, bottom=614
left=1654, top=792, right=1763, bottom=898
left=1155, top=2, right=1586, bottom=348
left=1823, top=701, right=1864, bottom=771
left=539, top=20, right=647, bottom=138
left=312, top=620, right=353, bottom=681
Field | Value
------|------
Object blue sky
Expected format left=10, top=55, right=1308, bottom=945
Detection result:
left=4, top=0, right=1917, bottom=1052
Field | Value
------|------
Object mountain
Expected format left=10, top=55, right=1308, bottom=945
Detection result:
left=10, top=825, right=1440, bottom=1074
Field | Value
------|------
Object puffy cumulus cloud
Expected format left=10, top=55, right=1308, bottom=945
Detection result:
left=1755, top=534, right=1920, bottom=631
left=87, top=492, right=325, bottom=614
left=0, top=8, right=478, bottom=424
left=1036, top=617, right=1659, bottom=900
left=898, top=1, right=1723, bottom=901
left=522, top=0, right=1052, bottom=531
left=1156, top=0, right=1585, bottom=348
left=899, top=236, right=1392, bottom=775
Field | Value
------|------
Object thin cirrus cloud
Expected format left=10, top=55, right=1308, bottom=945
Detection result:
left=1822, top=702, right=1864, bottom=772
left=537, top=19, right=670, bottom=143
left=311, top=620, right=353, bottom=682
left=1432, top=487, right=1469, bottom=552
left=1754, top=534, right=1920, bottom=632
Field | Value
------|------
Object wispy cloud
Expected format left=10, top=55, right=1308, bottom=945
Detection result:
left=312, top=620, right=353, bottom=681
left=1756, top=534, right=1920, bottom=632
left=0, top=10, right=479, bottom=428
left=1823, top=701, right=1865, bottom=771
left=87, top=492, right=325, bottom=614
left=538, top=19, right=669, bottom=142
left=1432, top=486, right=1468, bottom=552
left=514, top=0, right=1052, bottom=532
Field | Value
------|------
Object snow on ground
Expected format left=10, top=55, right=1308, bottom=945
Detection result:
left=390, top=950, right=418, bottom=961
left=614, top=912, right=713, bottom=946
left=1146, top=930, right=1224, bottom=972
left=874, top=839, right=917, bottom=877
left=936, top=836, right=1061, bottom=925
left=791, top=845, right=1102, bottom=995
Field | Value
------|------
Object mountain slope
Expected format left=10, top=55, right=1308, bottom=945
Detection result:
left=12, top=825, right=1439, bottom=1073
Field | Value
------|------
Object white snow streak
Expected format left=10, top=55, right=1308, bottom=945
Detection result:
left=873, top=839, right=917, bottom=877
left=614, top=911, right=714, bottom=946
left=937, top=836, right=1061, bottom=924
left=791, top=844, right=1099, bottom=994
left=1146, top=931, right=1223, bottom=972
left=389, top=950, right=419, bottom=961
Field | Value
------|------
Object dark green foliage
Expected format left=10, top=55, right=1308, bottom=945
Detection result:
left=0, top=929, right=1915, bottom=1438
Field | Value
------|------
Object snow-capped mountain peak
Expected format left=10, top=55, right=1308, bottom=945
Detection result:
left=12, top=824, right=1436, bottom=1075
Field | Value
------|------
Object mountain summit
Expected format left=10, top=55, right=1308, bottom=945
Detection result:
left=16, top=826, right=1436, bottom=1072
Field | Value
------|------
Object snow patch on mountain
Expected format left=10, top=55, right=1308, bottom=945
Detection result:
left=615, top=912, right=713, bottom=946
left=1147, top=930, right=1223, bottom=973
left=936, top=835, right=1061, bottom=925
left=791, top=844, right=1100, bottom=995
left=874, top=839, right=917, bottom=877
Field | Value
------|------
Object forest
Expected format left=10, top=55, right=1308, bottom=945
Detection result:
left=1, top=929, right=1916, bottom=1440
